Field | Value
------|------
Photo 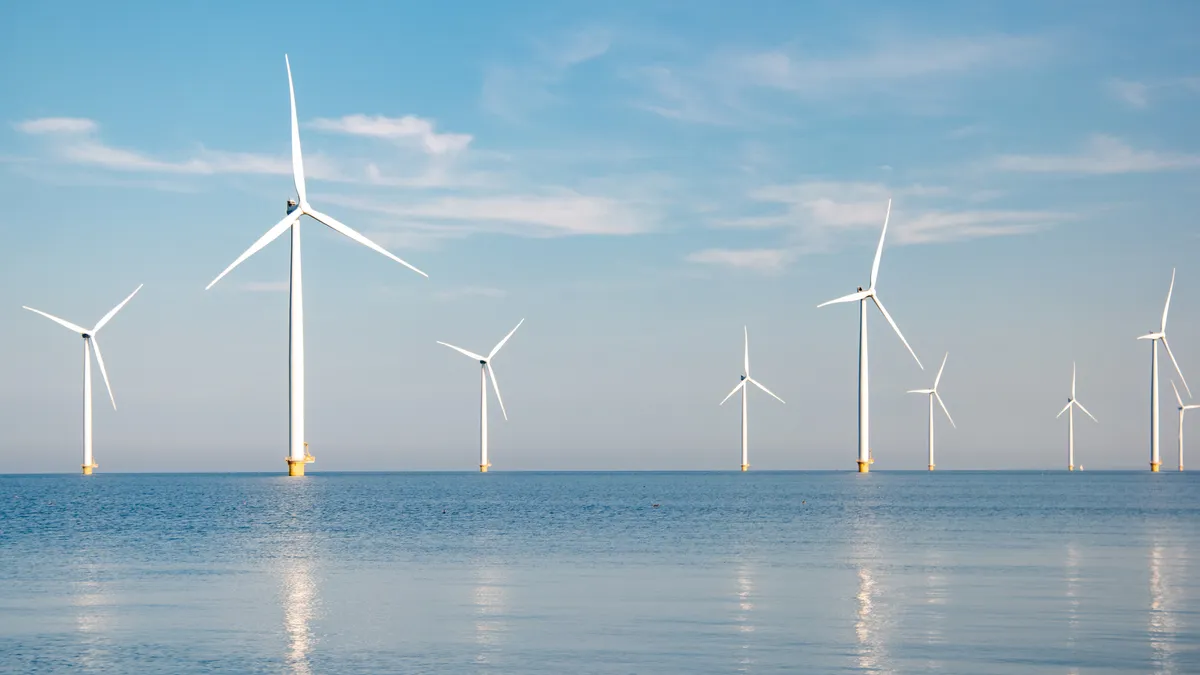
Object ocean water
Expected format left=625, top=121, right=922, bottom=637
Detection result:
left=0, top=471, right=1197, bottom=674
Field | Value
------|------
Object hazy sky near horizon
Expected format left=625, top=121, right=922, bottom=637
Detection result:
left=2, top=1, right=1199, bottom=472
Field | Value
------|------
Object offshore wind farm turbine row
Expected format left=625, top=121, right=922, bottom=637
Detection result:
left=15, top=54, right=1200, bottom=476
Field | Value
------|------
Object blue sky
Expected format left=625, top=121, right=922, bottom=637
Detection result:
left=2, top=0, right=1199, bottom=471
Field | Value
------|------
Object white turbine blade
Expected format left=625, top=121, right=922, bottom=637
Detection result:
left=907, top=388, right=934, bottom=394
left=1071, top=362, right=1077, bottom=399
left=1137, top=334, right=1156, bottom=341
left=206, top=210, right=301, bottom=290
left=486, top=363, right=508, bottom=421
left=91, top=338, right=117, bottom=410
left=934, top=352, right=948, bottom=390
left=1184, top=404, right=1200, bottom=411
left=935, top=392, right=955, bottom=428
left=436, top=341, right=485, bottom=362
left=1161, top=337, right=1191, bottom=397
left=869, top=198, right=892, bottom=289
left=305, top=208, right=428, bottom=278
left=817, top=290, right=869, bottom=308
left=285, top=54, right=306, bottom=205
left=488, top=318, right=525, bottom=360
left=1057, top=401, right=1072, bottom=418
left=1073, top=399, right=1097, bottom=423
left=93, top=284, right=143, bottom=333
left=1173, top=381, right=1184, bottom=408
left=1161, top=268, right=1176, bottom=333
left=22, top=306, right=88, bottom=334
left=739, top=324, right=748, bottom=374
left=720, top=380, right=745, bottom=406
left=871, top=295, right=923, bottom=369
left=749, top=377, right=785, bottom=404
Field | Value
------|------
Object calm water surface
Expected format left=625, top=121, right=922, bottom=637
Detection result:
left=0, top=471, right=1197, bottom=674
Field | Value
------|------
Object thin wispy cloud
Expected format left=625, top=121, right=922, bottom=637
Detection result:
left=994, top=135, right=1200, bottom=174
left=1106, top=76, right=1200, bottom=109
left=434, top=286, right=508, bottom=301
left=309, top=114, right=472, bottom=155
left=481, top=26, right=612, bottom=120
left=14, top=117, right=98, bottom=134
left=235, top=281, right=289, bottom=293
left=686, top=248, right=793, bottom=272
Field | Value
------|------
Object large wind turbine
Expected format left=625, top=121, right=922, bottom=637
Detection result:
left=438, top=319, right=524, bottom=472
left=719, top=327, right=785, bottom=471
left=907, top=352, right=954, bottom=471
left=1137, top=269, right=1189, bottom=472
left=1056, top=363, right=1096, bottom=471
left=1172, top=382, right=1199, bottom=471
left=818, top=199, right=923, bottom=472
left=205, top=55, right=427, bottom=476
left=23, top=285, right=142, bottom=474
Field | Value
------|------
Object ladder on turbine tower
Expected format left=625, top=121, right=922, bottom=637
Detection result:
left=303, top=442, right=315, bottom=464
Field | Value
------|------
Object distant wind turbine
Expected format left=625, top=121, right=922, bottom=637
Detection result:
left=719, top=327, right=785, bottom=471
left=818, top=198, right=923, bottom=472
left=1172, top=382, right=1199, bottom=471
left=907, top=352, right=954, bottom=471
left=1056, top=363, right=1096, bottom=471
left=23, top=284, right=143, bottom=474
left=205, top=55, right=427, bottom=476
left=1137, top=269, right=1188, bottom=472
left=438, top=319, right=524, bottom=472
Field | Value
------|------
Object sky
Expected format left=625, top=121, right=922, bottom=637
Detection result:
left=1, top=0, right=1199, bottom=472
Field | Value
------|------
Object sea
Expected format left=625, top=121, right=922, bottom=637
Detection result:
left=0, top=471, right=1197, bottom=674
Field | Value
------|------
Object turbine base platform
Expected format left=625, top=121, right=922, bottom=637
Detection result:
left=81, top=464, right=96, bottom=476
left=480, top=464, right=491, bottom=473
left=740, top=464, right=749, bottom=472
left=286, top=451, right=315, bottom=477
left=1151, top=461, right=1162, bottom=472
left=928, top=464, right=935, bottom=471
left=857, top=460, right=870, bottom=473
left=1068, top=465, right=1074, bottom=471
left=1180, top=465, right=1185, bottom=471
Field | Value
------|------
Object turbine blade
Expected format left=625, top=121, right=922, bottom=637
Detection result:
left=1185, top=404, right=1200, bottom=411
left=305, top=208, right=428, bottom=278
left=1074, top=399, right=1097, bottom=423
left=869, top=198, right=892, bottom=289
left=488, top=318, right=525, bottom=360
left=93, top=284, right=143, bottom=333
left=872, top=295, right=923, bottom=370
left=817, top=290, right=869, bottom=308
left=91, top=338, right=117, bottom=410
left=743, top=326, right=750, bottom=377
left=486, top=363, right=508, bottom=421
left=205, top=210, right=300, bottom=290
left=1162, top=337, right=1191, bottom=397
left=1071, top=362, right=1077, bottom=399
left=934, top=352, right=948, bottom=389
left=436, top=341, right=485, bottom=362
left=1137, top=334, right=1156, bottom=340
left=1057, top=401, right=1072, bottom=418
left=285, top=54, right=306, bottom=205
left=935, top=392, right=955, bottom=428
left=1173, top=381, right=1184, bottom=408
left=1162, top=268, right=1175, bottom=333
left=22, top=307, right=88, bottom=334
left=749, top=377, right=785, bottom=404
left=720, top=380, right=746, bottom=406
left=907, top=389, right=934, bottom=394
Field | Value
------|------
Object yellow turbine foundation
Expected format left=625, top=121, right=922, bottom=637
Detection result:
left=480, top=464, right=490, bottom=473
left=81, top=464, right=96, bottom=475
left=928, top=464, right=935, bottom=471
left=1180, top=465, right=1185, bottom=471
left=287, top=445, right=315, bottom=476
left=740, top=464, right=749, bottom=472
left=857, top=460, right=870, bottom=473
left=1068, top=465, right=1074, bottom=471
left=1150, top=462, right=1161, bottom=472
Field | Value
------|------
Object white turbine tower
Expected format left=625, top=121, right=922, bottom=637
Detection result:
left=1137, top=269, right=1189, bottom=472
left=1056, top=363, right=1096, bottom=471
left=719, top=327, right=785, bottom=472
left=438, top=319, right=524, bottom=472
left=907, top=352, right=954, bottom=471
left=205, top=55, right=427, bottom=476
left=818, top=198, right=923, bottom=472
left=1172, top=382, right=1199, bottom=471
left=23, top=284, right=143, bottom=474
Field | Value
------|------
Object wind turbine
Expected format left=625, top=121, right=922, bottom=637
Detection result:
left=1137, top=269, right=1189, bottom=472
left=1172, top=382, right=1199, bottom=471
left=907, top=352, right=954, bottom=471
left=23, top=285, right=142, bottom=474
left=1056, top=363, right=1096, bottom=471
left=205, top=55, right=427, bottom=476
left=719, top=327, right=785, bottom=471
left=438, top=319, right=524, bottom=472
left=818, top=198, right=923, bottom=472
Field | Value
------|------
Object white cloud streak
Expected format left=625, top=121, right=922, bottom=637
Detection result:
left=309, top=114, right=472, bottom=155
left=15, top=118, right=97, bottom=134
left=994, top=135, right=1200, bottom=174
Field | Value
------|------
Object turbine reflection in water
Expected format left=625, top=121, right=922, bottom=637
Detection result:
left=853, top=532, right=892, bottom=673
left=733, top=560, right=756, bottom=672
left=277, top=528, right=320, bottom=675
left=1148, top=535, right=1178, bottom=673
left=71, top=570, right=113, bottom=672
left=472, top=564, right=508, bottom=666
